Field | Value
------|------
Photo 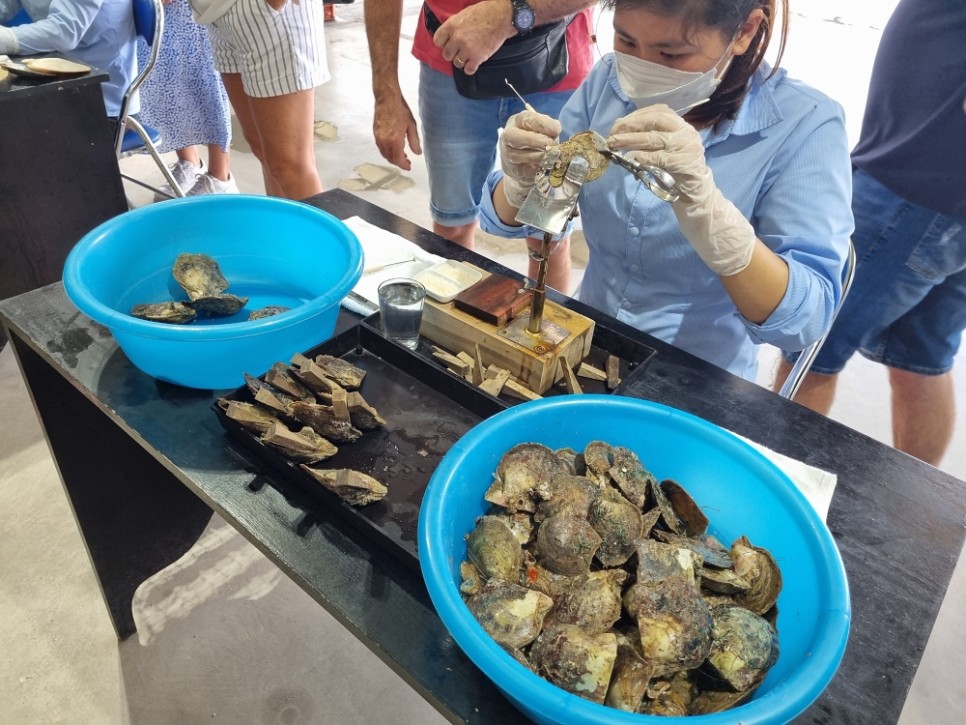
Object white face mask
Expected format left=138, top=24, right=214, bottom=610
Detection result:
left=614, top=48, right=733, bottom=114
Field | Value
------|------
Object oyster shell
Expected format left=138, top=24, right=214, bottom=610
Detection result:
left=486, top=443, right=566, bottom=513
left=248, top=305, right=290, bottom=320
left=623, top=576, right=713, bottom=676
left=130, top=301, right=196, bottom=324
left=534, top=512, right=602, bottom=576
left=660, top=479, right=709, bottom=536
left=261, top=422, right=337, bottom=463
left=588, top=486, right=643, bottom=567
left=730, top=536, right=783, bottom=615
left=609, top=446, right=657, bottom=509
left=529, top=623, right=618, bottom=704
left=635, top=538, right=701, bottom=587
left=313, top=354, right=367, bottom=390
left=706, top=604, right=779, bottom=692
left=582, top=440, right=615, bottom=482
left=465, top=579, right=553, bottom=649
left=298, top=466, right=388, bottom=506
left=537, top=474, right=599, bottom=520
left=606, top=639, right=654, bottom=712
left=548, top=569, right=628, bottom=635
left=190, top=292, right=248, bottom=316
left=219, top=399, right=280, bottom=435
left=466, top=515, right=523, bottom=582
left=172, top=252, right=229, bottom=301
left=289, top=400, right=363, bottom=443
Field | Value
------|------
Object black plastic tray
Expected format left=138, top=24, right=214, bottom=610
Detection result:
left=214, top=324, right=507, bottom=570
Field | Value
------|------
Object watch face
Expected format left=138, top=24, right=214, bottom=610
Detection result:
left=514, top=5, right=536, bottom=31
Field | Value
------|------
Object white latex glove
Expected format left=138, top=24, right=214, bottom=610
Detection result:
left=608, top=105, right=756, bottom=276
left=0, top=27, right=19, bottom=56
left=499, top=110, right=561, bottom=208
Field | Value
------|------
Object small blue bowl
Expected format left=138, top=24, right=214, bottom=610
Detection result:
left=418, top=396, right=850, bottom=725
left=63, top=195, right=363, bottom=389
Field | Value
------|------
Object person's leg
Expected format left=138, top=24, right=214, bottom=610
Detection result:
left=206, top=145, right=231, bottom=182
left=244, top=89, right=321, bottom=200
left=221, top=72, right=281, bottom=196
left=213, top=0, right=328, bottom=199
left=418, top=65, right=502, bottom=251
left=774, top=358, right=839, bottom=414
left=176, top=146, right=202, bottom=168
left=890, top=369, right=954, bottom=465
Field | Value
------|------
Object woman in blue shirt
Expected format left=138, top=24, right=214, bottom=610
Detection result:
left=0, top=0, right=138, bottom=119
left=480, top=0, right=853, bottom=380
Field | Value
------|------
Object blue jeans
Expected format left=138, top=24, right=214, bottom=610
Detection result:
left=418, top=64, right=574, bottom=227
left=802, top=168, right=966, bottom=375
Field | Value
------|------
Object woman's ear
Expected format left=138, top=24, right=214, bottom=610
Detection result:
left=733, top=8, right=765, bottom=56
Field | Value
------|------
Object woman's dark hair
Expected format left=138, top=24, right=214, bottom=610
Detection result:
left=602, top=0, right=789, bottom=128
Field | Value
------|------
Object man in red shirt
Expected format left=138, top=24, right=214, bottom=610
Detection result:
left=365, top=0, right=596, bottom=291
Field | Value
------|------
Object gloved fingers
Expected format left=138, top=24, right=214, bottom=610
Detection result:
left=509, top=109, right=562, bottom=139
left=608, top=104, right=681, bottom=136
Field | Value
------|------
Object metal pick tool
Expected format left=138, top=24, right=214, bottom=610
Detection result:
left=505, top=78, right=535, bottom=111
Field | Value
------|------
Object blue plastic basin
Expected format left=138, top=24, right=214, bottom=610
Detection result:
left=418, top=395, right=850, bottom=725
left=63, top=195, right=363, bottom=389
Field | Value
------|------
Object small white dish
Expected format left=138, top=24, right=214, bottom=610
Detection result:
left=414, top=260, right=484, bottom=303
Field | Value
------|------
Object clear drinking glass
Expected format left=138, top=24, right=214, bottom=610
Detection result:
left=377, top=278, right=426, bottom=350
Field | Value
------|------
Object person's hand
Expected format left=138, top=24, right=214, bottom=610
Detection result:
left=372, top=91, right=422, bottom=171
left=500, top=110, right=561, bottom=208
left=433, top=1, right=515, bottom=75
left=608, top=105, right=756, bottom=276
left=0, top=27, right=19, bottom=56
left=266, top=0, right=300, bottom=11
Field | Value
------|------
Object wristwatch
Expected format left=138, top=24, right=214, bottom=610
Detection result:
left=510, top=0, right=536, bottom=34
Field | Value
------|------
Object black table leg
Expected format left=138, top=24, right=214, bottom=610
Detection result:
left=7, top=331, right=212, bottom=639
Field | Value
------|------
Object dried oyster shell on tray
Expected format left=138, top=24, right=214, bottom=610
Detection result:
left=298, top=466, right=387, bottom=506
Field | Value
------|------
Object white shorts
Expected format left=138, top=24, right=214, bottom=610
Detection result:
left=209, top=0, right=330, bottom=98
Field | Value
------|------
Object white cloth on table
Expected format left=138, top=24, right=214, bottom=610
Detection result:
left=340, top=216, right=443, bottom=316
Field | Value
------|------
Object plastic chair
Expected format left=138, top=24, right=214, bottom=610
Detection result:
left=778, top=239, right=857, bottom=400
left=114, top=0, right=184, bottom=201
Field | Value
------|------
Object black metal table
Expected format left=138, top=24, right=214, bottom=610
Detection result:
left=1, top=189, right=962, bottom=724
left=0, top=60, right=127, bottom=336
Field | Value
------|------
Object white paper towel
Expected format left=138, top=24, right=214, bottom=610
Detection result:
left=735, top=434, right=838, bottom=522
left=342, top=216, right=444, bottom=314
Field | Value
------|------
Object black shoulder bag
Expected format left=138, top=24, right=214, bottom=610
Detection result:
left=423, top=3, right=571, bottom=100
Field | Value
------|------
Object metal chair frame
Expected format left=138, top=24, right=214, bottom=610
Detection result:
left=778, top=239, right=857, bottom=400
left=114, top=0, right=185, bottom=201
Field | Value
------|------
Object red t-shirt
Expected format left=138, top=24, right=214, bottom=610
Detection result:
left=411, top=1, right=595, bottom=92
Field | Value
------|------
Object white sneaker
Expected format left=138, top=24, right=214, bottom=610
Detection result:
left=154, top=158, right=204, bottom=201
left=185, top=172, right=240, bottom=196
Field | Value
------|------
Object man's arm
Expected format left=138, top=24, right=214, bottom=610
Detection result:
left=434, top=0, right=596, bottom=75
left=364, top=0, right=422, bottom=170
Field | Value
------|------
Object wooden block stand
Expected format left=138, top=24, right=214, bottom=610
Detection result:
left=420, top=289, right=595, bottom=394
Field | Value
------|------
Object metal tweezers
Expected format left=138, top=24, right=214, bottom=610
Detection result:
left=585, top=131, right=680, bottom=203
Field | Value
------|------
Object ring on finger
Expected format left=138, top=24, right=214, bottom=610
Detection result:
left=454, top=55, right=467, bottom=66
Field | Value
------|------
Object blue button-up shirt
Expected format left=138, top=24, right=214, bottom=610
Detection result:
left=481, top=55, right=853, bottom=380
left=0, top=0, right=138, bottom=116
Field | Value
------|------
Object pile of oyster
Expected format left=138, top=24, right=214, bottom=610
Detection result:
left=131, top=252, right=289, bottom=323
left=460, top=441, right=782, bottom=716
left=217, top=353, right=387, bottom=506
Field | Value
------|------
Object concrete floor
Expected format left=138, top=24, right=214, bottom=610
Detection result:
left=2, top=1, right=964, bottom=723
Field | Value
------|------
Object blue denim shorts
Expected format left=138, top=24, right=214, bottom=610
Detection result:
left=796, top=168, right=966, bottom=376
left=418, top=64, right=574, bottom=227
